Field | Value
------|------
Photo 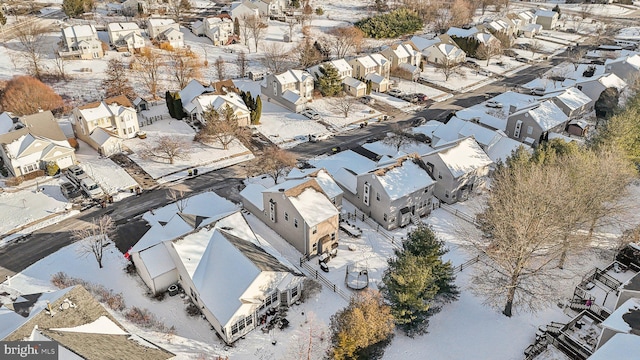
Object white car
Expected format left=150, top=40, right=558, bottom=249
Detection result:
left=301, top=109, right=320, bottom=120
left=388, top=89, right=403, bottom=97
left=485, top=100, right=503, bottom=108
left=80, top=178, right=105, bottom=200
left=310, top=133, right=332, bottom=142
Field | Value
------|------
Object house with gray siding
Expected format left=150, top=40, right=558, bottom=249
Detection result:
left=505, top=100, right=569, bottom=147
left=422, top=137, right=493, bottom=205
left=240, top=177, right=340, bottom=257
left=261, top=70, right=314, bottom=113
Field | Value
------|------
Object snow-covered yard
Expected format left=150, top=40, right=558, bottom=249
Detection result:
left=369, top=92, right=423, bottom=112
left=124, top=118, right=253, bottom=181
left=75, top=142, right=138, bottom=198
left=391, top=78, right=449, bottom=101
left=308, top=97, right=382, bottom=129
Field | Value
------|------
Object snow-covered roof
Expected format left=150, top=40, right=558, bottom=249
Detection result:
left=138, top=243, right=176, bottom=278
left=365, top=72, right=387, bottom=84
left=179, top=79, right=214, bottom=107
left=4, top=133, right=72, bottom=161
left=329, top=59, right=352, bottom=73
left=435, top=138, right=493, bottom=178
left=343, top=76, right=365, bottom=88
left=485, top=135, right=527, bottom=164
left=585, top=73, right=627, bottom=90
left=131, top=192, right=239, bottom=253
left=310, top=150, right=376, bottom=193
left=550, top=87, right=592, bottom=110
left=372, top=158, right=434, bottom=201
left=89, top=127, right=118, bottom=147
left=438, top=43, right=464, bottom=58
left=455, top=108, right=508, bottom=131
left=361, top=140, right=434, bottom=159
left=314, top=169, right=343, bottom=199
left=107, top=22, right=140, bottom=32
left=281, top=90, right=303, bottom=104
left=606, top=54, right=640, bottom=68
left=147, top=18, right=176, bottom=27
left=589, top=333, right=640, bottom=360
left=446, top=27, right=478, bottom=38
left=0, top=112, right=14, bottom=135
left=521, top=23, right=542, bottom=32
left=600, top=298, right=640, bottom=334
left=412, top=120, right=443, bottom=138
left=0, top=287, right=74, bottom=340
left=275, top=69, right=312, bottom=85
left=511, top=100, right=568, bottom=131
left=535, top=9, right=558, bottom=18
left=240, top=183, right=265, bottom=211
left=77, top=99, right=134, bottom=122
left=289, top=187, right=339, bottom=226
left=193, top=92, right=249, bottom=116
left=409, top=35, right=440, bottom=51
left=62, top=25, right=97, bottom=39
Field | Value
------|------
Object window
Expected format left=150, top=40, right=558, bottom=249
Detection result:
left=526, top=126, right=533, bottom=135
left=331, top=197, right=336, bottom=204
left=376, top=192, right=380, bottom=201
left=514, top=120, right=523, bottom=138
left=331, top=232, right=336, bottom=240
left=445, top=191, right=450, bottom=198
left=190, top=288, right=198, bottom=302
left=383, top=213, right=388, bottom=222
left=246, top=315, right=253, bottom=328
left=291, top=285, right=298, bottom=299
left=363, top=182, right=370, bottom=206
left=312, top=225, right=317, bottom=234
left=269, top=200, right=276, bottom=222
left=22, top=163, right=38, bottom=174
left=272, top=81, right=278, bottom=96
left=313, top=242, right=317, bottom=249
left=284, top=212, right=289, bottom=221
left=231, top=323, right=239, bottom=335
left=238, top=319, right=246, bottom=331
left=294, top=218, right=298, bottom=228
left=438, top=171, right=442, bottom=179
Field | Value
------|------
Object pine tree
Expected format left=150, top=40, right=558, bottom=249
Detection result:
left=172, top=93, right=185, bottom=119
left=366, top=79, right=372, bottom=95
left=317, top=64, right=343, bottom=97
left=381, top=226, right=458, bottom=336
left=233, top=17, right=240, bottom=36
left=0, top=11, right=7, bottom=26
left=252, top=95, right=262, bottom=124
left=166, top=90, right=175, bottom=118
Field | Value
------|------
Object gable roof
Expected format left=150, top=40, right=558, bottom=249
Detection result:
left=179, top=79, right=215, bottom=107
left=409, top=35, right=440, bottom=51
left=275, top=69, right=312, bottom=85
left=0, top=112, right=13, bottom=135
left=1, top=286, right=174, bottom=359
left=107, top=22, right=140, bottom=32
left=62, top=25, right=97, bottom=40
left=510, top=100, right=568, bottom=131
left=549, top=87, right=592, bottom=110
left=589, top=333, right=640, bottom=360
left=371, top=156, right=434, bottom=201
left=535, top=9, right=558, bottom=18
left=286, top=168, right=343, bottom=199
left=433, top=137, right=493, bottom=178
left=288, top=187, right=339, bottom=226
left=192, top=92, right=249, bottom=115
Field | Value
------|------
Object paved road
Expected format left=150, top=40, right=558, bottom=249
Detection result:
left=0, top=52, right=564, bottom=281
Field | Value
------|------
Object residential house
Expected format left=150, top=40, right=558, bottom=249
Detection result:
left=575, top=73, right=627, bottom=104
left=261, top=70, right=314, bottom=113
left=597, top=298, right=640, bottom=349
left=516, top=10, right=537, bottom=26
left=349, top=54, right=391, bottom=80
left=342, top=77, right=367, bottom=97
left=519, top=23, right=543, bottom=38
left=192, top=16, right=235, bottom=45
left=605, top=54, right=640, bottom=82
left=122, top=0, right=147, bottom=16
left=365, top=73, right=390, bottom=93
left=72, top=96, right=139, bottom=156
left=446, top=26, right=501, bottom=48
left=546, top=87, right=593, bottom=118
left=147, top=18, right=183, bottom=48
left=229, top=0, right=260, bottom=19
left=566, top=119, right=589, bottom=137
left=253, top=0, right=288, bottom=17
left=0, top=112, right=14, bottom=134
left=240, top=177, right=340, bottom=256
left=409, top=34, right=466, bottom=65
left=535, top=9, right=559, bottom=30
left=589, top=334, right=640, bottom=360
left=285, top=168, right=344, bottom=209
left=107, top=22, right=145, bottom=51
left=60, top=25, right=103, bottom=59
left=485, top=18, right=518, bottom=37
left=307, top=59, right=353, bottom=80
left=0, top=111, right=76, bottom=177
left=380, top=43, right=422, bottom=80
left=132, top=97, right=150, bottom=112
left=505, top=100, right=569, bottom=146
left=187, top=92, right=250, bottom=125
left=422, top=137, right=493, bottom=204
left=127, top=192, right=303, bottom=345
left=0, top=285, right=175, bottom=359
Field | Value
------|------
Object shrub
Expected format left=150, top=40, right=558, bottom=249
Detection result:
left=355, top=8, right=423, bottom=39
left=186, top=302, right=201, bottom=316
left=159, top=42, right=174, bottom=51
left=0, top=76, right=64, bottom=116
left=300, top=278, right=322, bottom=302
left=153, top=291, right=166, bottom=301
left=315, top=7, right=324, bottom=15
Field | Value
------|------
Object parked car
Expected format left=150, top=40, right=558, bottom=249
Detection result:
left=530, top=88, right=545, bottom=96
left=80, top=178, right=105, bottom=200
left=465, top=60, right=480, bottom=69
left=388, top=89, right=403, bottom=97
left=60, top=182, right=82, bottom=200
left=485, top=100, right=503, bottom=108
left=310, top=133, right=332, bottom=142
left=414, top=93, right=428, bottom=102
left=301, top=109, right=320, bottom=120
left=400, top=94, right=418, bottom=103
left=477, top=70, right=492, bottom=77
left=360, top=95, right=375, bottom=105
left=515, top=57, right=530, bottom=63
left=66, top=165, right=88, bottom=185
left=412, top=117, right=427, bottom=126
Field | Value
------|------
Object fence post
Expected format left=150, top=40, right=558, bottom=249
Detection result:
left=315, top=270, right=318, bottom=279
left=333, top=284, right=336, bottom=292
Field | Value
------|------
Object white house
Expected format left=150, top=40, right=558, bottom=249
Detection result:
left=349, top=53, right=391, bottom=80
left=147, top=18, right=183, bottom=48
left=107, top=22, right=145, bottom=51
left=60, top=25, right=103, bottom=59
left=261, top=70, right=314, bottom=113
left=192, top=17, right=235, bottom=45
left=129, top=192, right=303, bottom=344
left=535, top=9, right=559, bottom=30
left=253, top=0, right=288, bottom=17
left=229, top=1, right=260, bottom=19
left=409, top=34, right=466, bottom=65
left=307, top=59, right=353, bottom=80
left=605, top=54, right=640, bottom=82
left=186, top=92, right=251, bottom=126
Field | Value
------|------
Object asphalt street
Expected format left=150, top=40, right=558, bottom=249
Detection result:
left=0, top=51, right=566, bottom=280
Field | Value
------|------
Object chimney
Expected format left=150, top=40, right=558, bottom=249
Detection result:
left=509, top=104, right=517, bottom=115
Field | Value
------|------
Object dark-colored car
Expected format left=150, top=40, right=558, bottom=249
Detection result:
left=415, top=93, right=428, bottom=101
left=60, top=182, right=82, bottom=199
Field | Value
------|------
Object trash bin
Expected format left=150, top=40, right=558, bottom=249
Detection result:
left=168, top=284, right=179, bottom=296
left=193, top=169, right=198, bottom=176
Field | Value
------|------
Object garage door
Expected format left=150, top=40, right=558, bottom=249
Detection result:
left=57, top=156, right=74, bottom=169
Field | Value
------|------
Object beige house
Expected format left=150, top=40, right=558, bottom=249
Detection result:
left=186, top=92, right=251, bottom=126
left=72, top=96, right=139, bottom=156
left=107, top=22, right=145, bottom=51
left=0, top=111, right=76, bottom=177
left=349, top=54, right=391, bottom=80
left=307, top=59, right=353, bottom=80
left=261, top=70, right=314, bottom=113
left=343, top=77, right=366, bottom=97
left=409, top=34, right=466, bottom=65
left=192, top=16, right=235, bottom=45
left=0, top=285, right=175, bottom=359
left=147, top=18, right=183, bottom=48
left=535, top=9, right=559, bottom=30
left=60, top=25, right=103, bottom=59
left=422, top=137, right=493, bottom=205
left=381, top=43, right=422, bottom=80
left=240, top=177, right=340, bottom=257
left=505, top=100, right=568, bottom=147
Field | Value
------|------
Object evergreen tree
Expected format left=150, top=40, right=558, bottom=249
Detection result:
left=0, top=11, right=7, bottom=26
left=252, top=95, right=262, bottom=124
left=291, top=0, right=301, bottom=8
left=552, top=4, right=561, bottom=18
left=173, top=93, right=185, bottom=119
left=316, top=64, right=343, bottom=97
left=381, top=226, right=458, bottom=336
left=166, top=90, right=175, bottom=118
left=366, top=79, right=372, bottom=95
left=233, top=17, right=240, bottom=36
left=62, top=0, right=91, bottom=17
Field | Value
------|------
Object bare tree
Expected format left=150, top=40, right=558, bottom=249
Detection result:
left=297, top=38, right=323, bottom=68
left=140, top=135, right=191, bottom=164
left=53, top=49, right=67, bottom=81
left=329, top=94, right=356, bottom=118
left=133, top=47, right=164, bottom=99
left=170, top=48, right=201, bottom=89
left=260, top=42, right=291, bottom=74
left=240, top=16, right=252, bottom=51
left=167, top=188, right=189, bottom=213
left=237, top=50, right=248, bottom=78
left=250, top=147, right=297, bottom=184
left=476, top=41, right=502, bottom=67
left=74, top=215, right=115, bottom=269
left=567, top=47, right=587, bottom=71
left=287, top=312, right=329, bottom=360
left=195, top=105, right=249, bottom=150
left=286, top=17, right=298, bottom=42
left=246, top=15, right=266, bottom=53
left=327, top=26, right=363, bottom=58
left=214, top=56, right=226, bottom=81
left=382, top=123, right=419, bottom=151
left=14, top=18, right=49, bottom=79
left=103, top=58, right=136, bottom=100
left=529, top=40, right=543, bottom=60
left=449, top=0, right=473, bottom=28
left=167, top=0, right=191, bottom=24
left=437, top=57, right=464, bottom=81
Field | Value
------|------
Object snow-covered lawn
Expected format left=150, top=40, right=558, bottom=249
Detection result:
left=391, top=79, right=449, bottom=101
left=124, top=118, right=253, bottom=180
left=420, top=64, right=496, bottom=92
left=75, top=142, right=138, bottom=198
left=0, top=178, right=70, bottom=237
left=308, top=98, right=382, bottom=129
left=369, top=92, right=423, bottom=112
